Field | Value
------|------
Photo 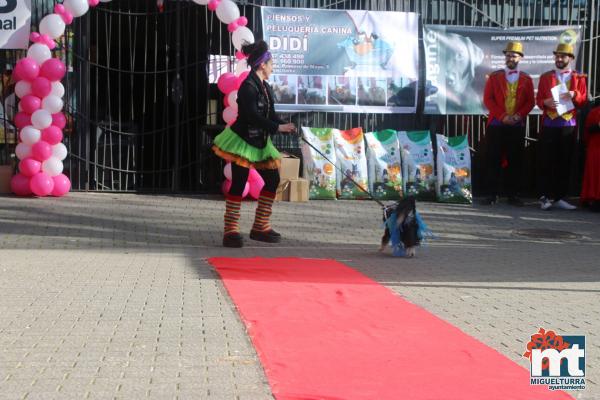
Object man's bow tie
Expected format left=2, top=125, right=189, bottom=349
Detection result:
left=508, top=70, right=518, bottom=75
left=561, top=70, right=571, bottom=74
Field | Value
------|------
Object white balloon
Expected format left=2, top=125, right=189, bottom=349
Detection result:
left=232, top=27, right=254, bottom=51
left=15, top=81, right=32, bottom=98
left=27, top=43, right=52, bottom=65
left=20, top=126, right=42, bottom=146
left=64, top=0, right=89, bottom=17
left=52, top=143, right=68, bottom=161
left=42, top=157, right=64, bottom=177
left=39, top=14, right=66, bottom=40
left=51, top=81, right=65, bottom=98
left=235, top=59, right=248, bottom=75
left=227, top=91, right=238, bottom=111
left=192, top=0, right=210, bottom=5
left=15, top=143, right=32, bottom=160
left=31, top=109, right=53, bottom=130
left=215, top=0, right=240, bottom=24
left=42, top=95, right=64, bottom=114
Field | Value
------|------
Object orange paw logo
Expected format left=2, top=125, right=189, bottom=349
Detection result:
left=523, top=328, right=570, bottom=370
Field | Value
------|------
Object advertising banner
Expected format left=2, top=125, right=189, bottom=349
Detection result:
left=0, top=0, right=31, bottom=49
left=261, top=7, right=419, bottom=113
left=423, top=25, right=582, bottom=114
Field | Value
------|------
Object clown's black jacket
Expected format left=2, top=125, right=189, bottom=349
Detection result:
left=230, top=71, right=284, bottom=149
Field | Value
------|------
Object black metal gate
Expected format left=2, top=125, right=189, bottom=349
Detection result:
left=68, top=0, right=216, bottom=192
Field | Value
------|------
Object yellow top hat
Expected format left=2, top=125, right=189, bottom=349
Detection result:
left=553, top=43, right=575, bottom=57
left=503, top=41, right=524, bottom=56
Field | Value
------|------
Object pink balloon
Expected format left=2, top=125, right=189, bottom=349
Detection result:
left=248, top=179, right=265, bottom=200
left=207, top=0, right=219, bottom=11
left=20, top=95, right=42, bottom=114
left=223, top=163, right=232, bottom=180
left=41, top=126, right=63, bottom=145
left=40, top=58, right=66, bottom=81
left=222, top=107, right=237, bottom=125
left=14, top=58, right=40, bottom=82
left=217, top=72, right=237, bottom=94
left=19, top=158, right=42, bottom=177
left=12, top=68, right=21, bottom=82
left=52, top=113, right=67, bottom=129
left=227, top=22, right=239, bottom=34
left=223, top=96, right=229, bottom=108
left=221, top=179, right=231, bottom=195
left=31, top=77, right=52, bottom=98
left=51, top=174, right=71, bottom=197
left=237, top=71, right=250, bottom=88
left=221, top=179, right=249, bottom=198
left=31, top=140, right=52, bottom=161
left=14, top=112, right=32, bottom=129
left=248, top=168, right=263, bottom=183
left=11, top=174, right=32, bottom=196
left=30, top=172, right=54, bottom=197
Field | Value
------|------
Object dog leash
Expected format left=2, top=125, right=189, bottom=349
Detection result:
left=298, top=132, right=387, bottom=209
left=297, top=129, right=434, bottom=255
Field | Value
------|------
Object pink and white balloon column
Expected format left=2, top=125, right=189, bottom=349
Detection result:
left=11, top=0, right=253, bottom=197
left=198, top=0, right=255, bottom=126
left=10, top=0, right=100, bottom=196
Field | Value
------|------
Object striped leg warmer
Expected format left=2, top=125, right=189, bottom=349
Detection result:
left=252, top=190, right=276, bottom=232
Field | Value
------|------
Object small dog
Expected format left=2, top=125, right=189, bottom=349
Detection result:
left=379, top=196, right=421, bottom=257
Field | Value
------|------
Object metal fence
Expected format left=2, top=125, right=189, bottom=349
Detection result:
left=1, top=0, right=598, bottom=195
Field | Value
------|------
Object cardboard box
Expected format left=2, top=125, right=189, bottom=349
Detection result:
left=0, top=165, right=12, bottom=194
left=288, top=178, right=309, bottom=202
left=275, top=178, right=308, bottom=202
left=279, top=153, right=300, bottom=180
left=275, top=180, right=290, bottom=201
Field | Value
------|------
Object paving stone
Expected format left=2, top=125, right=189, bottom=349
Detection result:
left=0, top=193, right=598, bottom=399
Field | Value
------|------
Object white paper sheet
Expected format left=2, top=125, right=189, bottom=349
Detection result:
left=551, top=83, right=575, bottom=116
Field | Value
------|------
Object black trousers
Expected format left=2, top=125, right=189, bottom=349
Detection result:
left=485, top=124, right=525, bottom=197
left=538, top=126, right=575, bottom=201
left=229, top=163, right=280, bottom=196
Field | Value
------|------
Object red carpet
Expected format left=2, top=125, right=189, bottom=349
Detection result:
left=209, top=257, right=573, bottom=400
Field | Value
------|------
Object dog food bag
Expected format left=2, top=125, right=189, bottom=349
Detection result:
left=334, top=127, right=370, bottom=199
left=397, top=130, right=436, bottom=200
left=436, top=134, right=472, bottom=204
left=365, top=129, right=403, bottom=200
left=301, top=127, right=337, bottom=200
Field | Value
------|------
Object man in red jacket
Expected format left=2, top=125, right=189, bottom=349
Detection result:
left=536, top=43, right=588, bottom=210
left=482, top=41, right=535, bottom=206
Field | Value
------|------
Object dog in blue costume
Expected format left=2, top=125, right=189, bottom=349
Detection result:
left=380, top=196, right=432, bottom=257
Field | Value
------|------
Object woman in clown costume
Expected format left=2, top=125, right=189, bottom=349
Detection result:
left=212, top=40, right=296, bottom=248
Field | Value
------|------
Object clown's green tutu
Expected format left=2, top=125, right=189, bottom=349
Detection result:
left=212, top=127, right=281, bottom=169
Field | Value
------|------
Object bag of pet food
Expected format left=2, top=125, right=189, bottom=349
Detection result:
left=397, top=130, right=436, bottom=200
left=365, top=129, right=403, bottom=200
left=334, top=128, right=370, bottom=199
left=301, top=127, right=337, bottom=200
left=436, top=134, right=472, bottom=204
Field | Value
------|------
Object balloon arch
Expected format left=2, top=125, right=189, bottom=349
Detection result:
left=11, top=0, right=255, bottom=197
